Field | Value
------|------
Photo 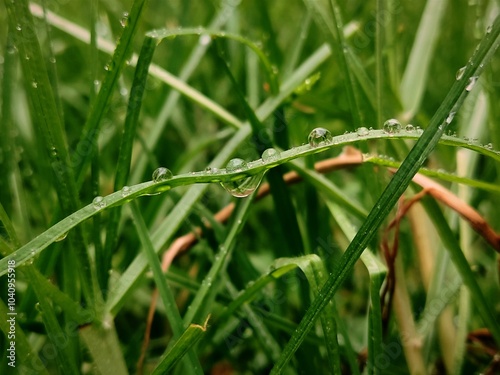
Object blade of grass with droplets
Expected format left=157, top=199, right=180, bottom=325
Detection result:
left=400, top=0, right=449, bottom=118
left=74, top=0, right=148, bottom=186
left=270, top=17, right=500, bottom=373
left=129, top=202, right=202, bottom=374
left=100, top=36, right=156, bottom=293
left=2, top=124, right=500, bottom=278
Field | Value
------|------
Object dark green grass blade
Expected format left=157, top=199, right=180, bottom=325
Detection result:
left=100, top=36, right=156, bottom=293
left=270, top=17, right=500, bottom=373
left=74, top=0, right=148, bottom=186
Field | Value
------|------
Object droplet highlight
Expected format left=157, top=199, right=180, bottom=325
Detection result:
left=466, top=76, right=477, bottom=91
left=121, top=186, right=132, bottom=197
left=221, top=173, right=264, bottom=198
left=152, top=167, right=173, bottom=182
left=445, top=112, right=456, bottom=124
left=405, top=124, right=415, bottom=132
left=225, top=158, right=248, bottom=173
left=308, top=128, right=332, bottom=147
left=356, top=127, right=369, bottom=136
left=262, top=148, right=280, bottom=163
left=92, top=196, right=106, bottom=210
left=383, top=119, right=401, bottom=134
left=456, top=66, right=466, bottom=80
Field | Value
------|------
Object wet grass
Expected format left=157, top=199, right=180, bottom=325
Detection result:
left=0, top=0, right=499, bottom=374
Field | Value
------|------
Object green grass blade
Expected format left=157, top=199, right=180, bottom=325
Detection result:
left=270, top=17, right=500, bottom=373
left=74, top=0, right=148, bottom=186
left=129, top=202, right=202, bottom=374
left=151, top=317, right=210, bottom=375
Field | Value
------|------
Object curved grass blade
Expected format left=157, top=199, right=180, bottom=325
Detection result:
left=151, top=316, right=210, bottom=375
left=270, top=16, right=500, bottom=374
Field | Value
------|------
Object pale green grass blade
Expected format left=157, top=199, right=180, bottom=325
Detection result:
left=400, top=0, right=449, bottom=118
left=270, top=17, right=500, bottom=373
left=80, top=323, right=128, bottom=375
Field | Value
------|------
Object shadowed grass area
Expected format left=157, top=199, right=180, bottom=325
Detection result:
left=0, top=0, right=499, bottom=374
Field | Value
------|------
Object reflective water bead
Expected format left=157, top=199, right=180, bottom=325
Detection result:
left=221, top=172, right=264, bottom=198
left=55, top=232, right=68, bottom=242
left=92, top=196, right=106, bottom=210
left=456, top=66, right=466, bottom=80
left=446, top=112, right=456, bottom=124
left=120, top=12, right=129, bottom=27
left=383, top=119, right=401, bottom=134
left=205, top=166, right=219, bottom=174
left=226, top=158, right=248, bottom=173
left=152, top=167, right=173, bottom=182
left=262, top=148, right=280, bottom=163
left=466, top=76, right=478, bottom=91
left=405, top=124, right=415, bottom=132
left=485, top=143, right=493, bottom=150
left=308, top=127, right=332, bottom=147
left=121, top=186, right=132, bottom=197
left=356, top=127, right=369, bottom=136
left=199, top=34, right=211, bottom=46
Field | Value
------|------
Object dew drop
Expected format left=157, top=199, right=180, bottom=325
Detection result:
left=121, top=186, right=132, bottom=197
left=262, top=148, right=280, bottom=163
left=225, top=158, right=248, bottom=173
left=16, top=24, right=22, bottom=31
left=405, top=124, right=415, bottom=132
left=199, top=34, right=211, bottom=46
left=49, top=56, right=56, bottom=64
left=308, top=127, right=332, bottom=147
left=31, top=80, right=38, bottom=88
left=55, top=232, right=68, bottom=242
left=383, top=119, right=401, bottom=134
left=486, top=25, right=492, bottom=33
left=221, top=172, right=264, bottom=198
left=205, top=166, right=219, bottom=174
left=485, top=143, right=493, bottom=150
left=152, top=167, right=173, bottom=182
left=456, top=66, right=466, bottom=80
left=466, top=76, right=477, bottom=91
left=93, top=80, right=101, bottom=92
left=446, top=112, right=456, bottom=124
left=120, top=12, right=129, bottom=27
left=356, top=127, right=370, bottom=136
left=92, top=196, right=106, bottom=210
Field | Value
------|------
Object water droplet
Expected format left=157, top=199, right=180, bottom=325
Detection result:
left=383, top=119, right=401, bottom=134
left=16, top=24, right=22, bottom=31
left=225, top=158, right=248, bottom=173
left=152, top=167, right=173, bottom=182
left=446, top=112, right=456, bottom=124
left=356, top=127, right=370, bottom=136
left=466, top=76, right=477, bottom=91
left=92, top=196, right=106, bottom=210
left=221, top=172, right=264, bottom=198
left=405, top=124, right=415, bottom=132
left=485, top=143, right=493, bottom=150
left=31, top=81, right=38, bottom=88
left=35, top=303, right=42, bottom=312
left=121, top=186, right=132, bottom=197
left=55, top=232, right=68, bottom=242
left=120, top=12, right=129, bottom=27
left=205, top=166, right=219, bottom=174
left=199, top=34, right=211, bottom=46
left=49, top=56, right=56, bottom=64
left=262, top=148, right=280, bottom=163
left=308, top=127, right=332, bottom=147
left=486, top=25, right=492, bottom=33
left=456, top=66, right=466, bottom=80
